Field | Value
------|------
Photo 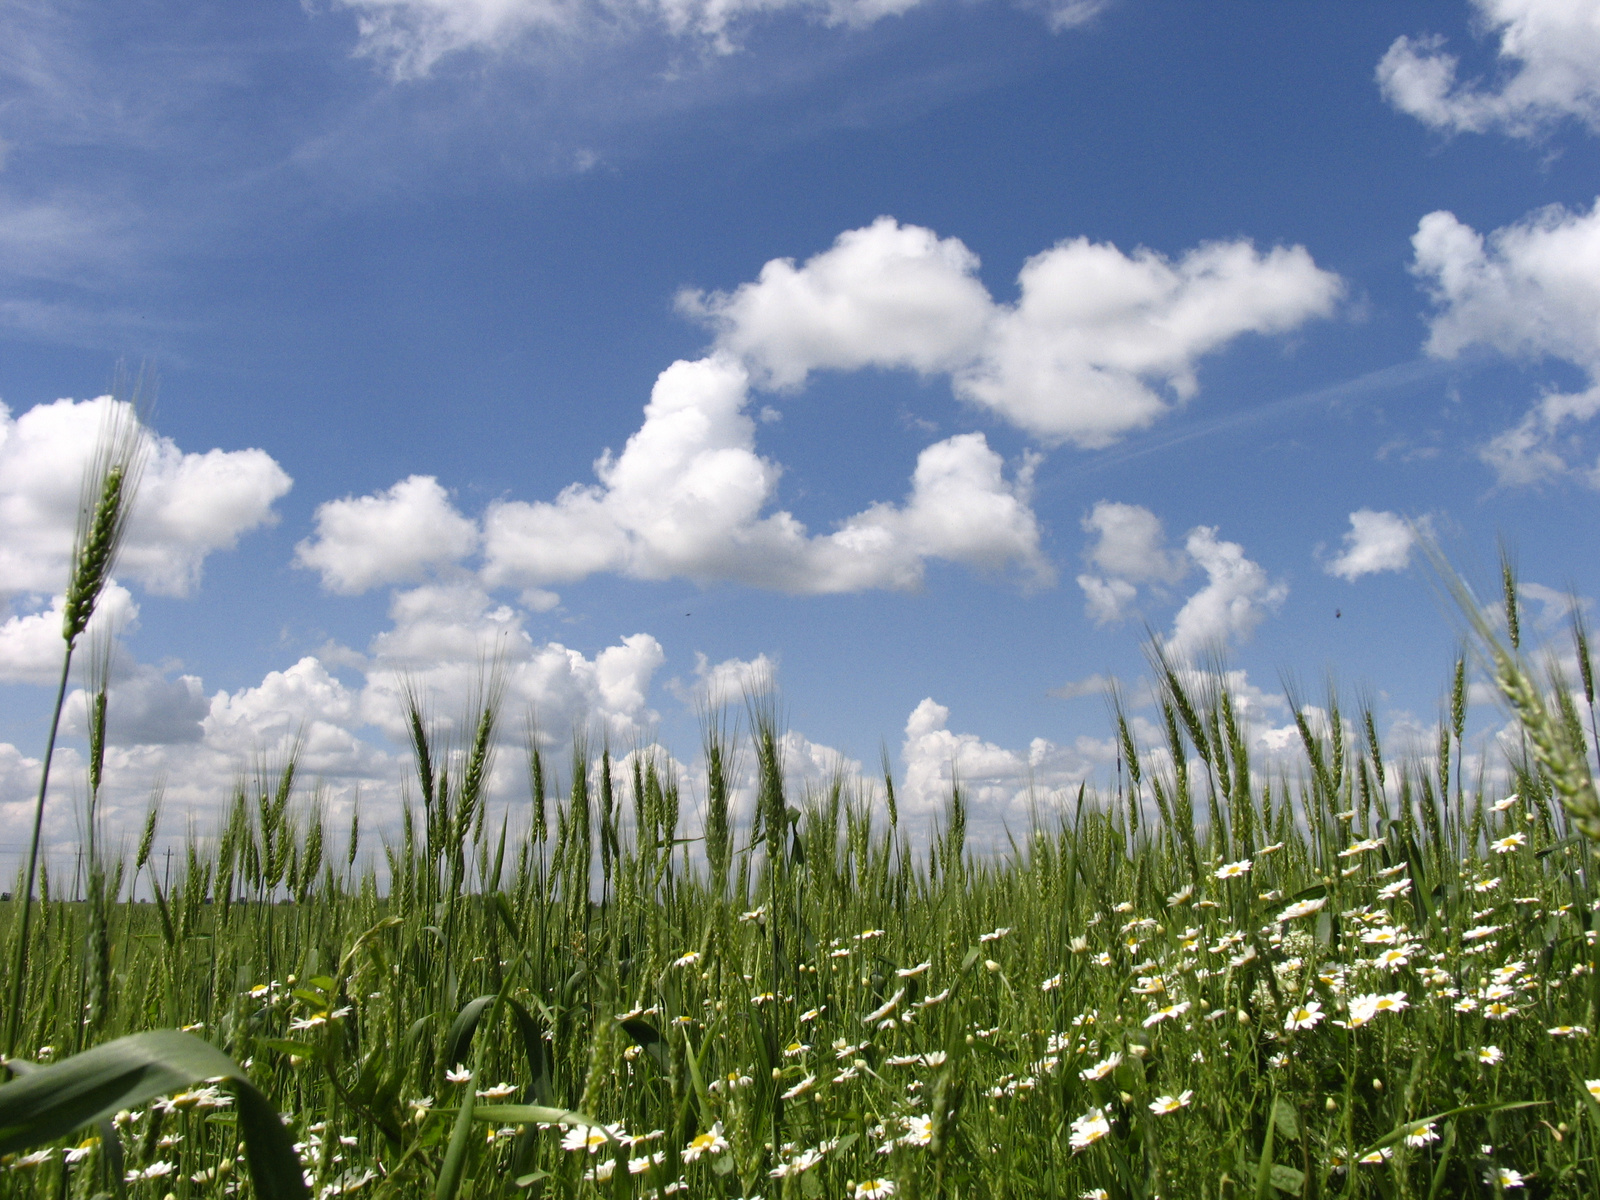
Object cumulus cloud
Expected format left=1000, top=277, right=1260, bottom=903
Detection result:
left=1075, top=503, right=1285, bottom=650
left=2, top=588, right=673, bottom=874
left=687, top=218, right=1342, bottom=449
left=318, top=219, right=1334, bottom=599
left=681, top=220, right=993, bottom=388
left=958, top=237, right=1341, bottom=446
left=672, top=651, right=777, bottom=708
left=1324, top=509, right=1421, bottom=581
left=0, top=396, right=291, bottom=599
left=900, top=697, right=1113, bottom=829
left=352, top=582, right=667, bottom=745
left=1378, top=0, right=1600, bottom=138
left=1081, top=501, right=1186, bottom=584
left=332, top=0, right=1112, bottom=78
left=481, top=354, right=1049, bottom=594
left=69, top=667, right=209, bottom=746
left=1410, top=200, right=1600, bottom=485
left=296, top=475, right=479, bottom=594
left=0, top=585, right=138, bottom=686
left=1165, top=527, right=1287, bottom=658
left=1074, top=500, right=1187, bottom=624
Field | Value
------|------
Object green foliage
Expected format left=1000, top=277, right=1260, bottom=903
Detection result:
left=7, top=567, right=1600, bottom=1197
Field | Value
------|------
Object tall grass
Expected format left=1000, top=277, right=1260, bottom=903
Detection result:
left=2, top=563, right=1600, bottom=1198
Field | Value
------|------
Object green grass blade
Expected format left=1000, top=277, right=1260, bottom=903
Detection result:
left=0, top=1030, right=307, bottom=1200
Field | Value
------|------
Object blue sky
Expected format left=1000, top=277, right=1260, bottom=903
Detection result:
left=4, top=0, right=1600, bottom=867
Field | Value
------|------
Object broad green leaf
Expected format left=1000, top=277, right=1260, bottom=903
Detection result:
left=0, top=1030, right=307, bottom=1200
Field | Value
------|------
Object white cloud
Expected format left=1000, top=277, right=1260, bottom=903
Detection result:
left=681, top=218, right=993, bottom=389
left=0, top=593, right=673, bottom=876
left=0, top=585, right=138, bottom=686
left=675, top=651, right=777, bottom=707
left=353, top=581, right=668, bottom=747
left=204, top=656, right=371, bottom=772
left=1165, top=526, right=1286, bottom=659
left=1074, top=500, right=1184, bottom=626
left=1410, top=201, right=1600, bottom=485
left=332, top=0, right=1111, bottom=78
left=900, top=697, right=1113, bottom=829
left=688, top=218, right=1342, bottom=449
left=1076, top=573, right=1139, bottom=626
left=1519, top=580, right=1590, bottom=628
left=1072, top=503, right=1282, bottom=650
left=956, top=237, right=1341, bottom=447
left=1047, top=671, right=1114, bottom=700
left=63, top=667, right=209, bottom=746
left=322, top=219, right=1333, bottom=599
left=296, top=474, right=479, bottom=594
left=0, top=396, right=291, bottom=599
left=1081, top=500, right=1187, bottom=584
left=481, top=354, right=1049, bottom=594
left=1324, top=509, right=1420, bottom=581
left=1377, top=0, right=1600, bottom=138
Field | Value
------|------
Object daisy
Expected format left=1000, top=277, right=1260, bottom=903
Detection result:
left=854, top=1181, right=896, bottom=1199
left=1148, top=1091, right=1194, bottom=1114
left=562, top=1125, right=611, bottom=1154
left=1478, top=1046, right=1504, bottom=1065
left=444, top=1065, right=472, bottom=1084
left=781, top=1074, right=817, bottom=1101
left=1143, top=1001, right=1191, bottom=1028
left=1404, top=1122, right=1440, bottom=1148
left=1277, top=897, right=1327, bottom=921
left=1285, top=1001, right=1325, bottom=1031
left=1485, top=1167, right=1526, bottom=1189
left=1374, top=947, right=1411, bottom=972
left=673, top=951, right=701, bottom=968
left=1585, top=1079, right=1600, bottom=1100
left=1069, top=1108, right=1112, bottom=1151
left=1339, top=838, right=1383, bottom=858
left=1215, top=859, right=1252, bottom=880
left=629, top=1152, right=664, bottom=1174
left=1490, top=833, right=1527, bottom=854
left=1080, top=1052, right=1121, bottom=1081
left=682, top=1123, right=728, bottom=1162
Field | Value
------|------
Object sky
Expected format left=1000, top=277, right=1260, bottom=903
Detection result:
left=4, top=0, right=1600, bottom=875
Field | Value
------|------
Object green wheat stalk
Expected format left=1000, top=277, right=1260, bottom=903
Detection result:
left=7, top=379, right=147, bottom=1057
left=1422, top=536, right=1600, bottom=841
